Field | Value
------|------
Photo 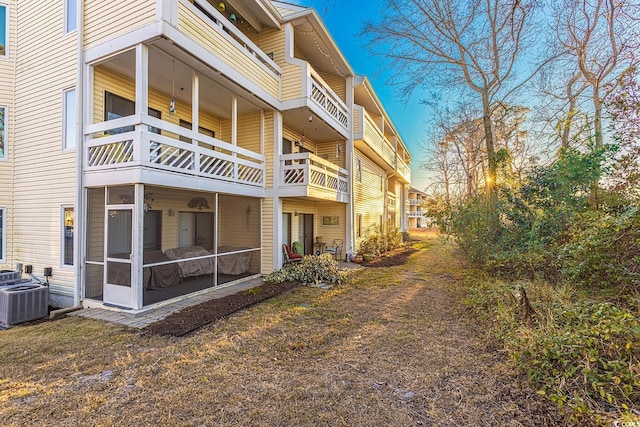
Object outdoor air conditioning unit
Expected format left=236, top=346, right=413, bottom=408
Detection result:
left=0, top=269, right=21, bottom=284
left=0, top=283, right=49, bottom=325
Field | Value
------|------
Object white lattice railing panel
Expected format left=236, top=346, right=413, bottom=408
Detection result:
left=88, top=139, right=134, bottom=167
left=283, top=168, right=304, bottom=184
left=237, top=164, right=264, bottom=185
left=152, top=143, right=195, bottom=171
left=199, top=154, right=234, bottom=179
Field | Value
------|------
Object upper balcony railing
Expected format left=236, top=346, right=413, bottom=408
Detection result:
left=355, top=106, right=396, bottom=169
left=409, top=199, right=422, bottom=206
left=281, top=152, right=349, bottom=200
left=178, top=0, right=281, bottom=98
left=308, top=68, right=349, bottom=129
left=397, top=157, right=411, bottom=183
left=84, top=114, right=265, bottom=188
left=408, top=211, right=425, bottom=218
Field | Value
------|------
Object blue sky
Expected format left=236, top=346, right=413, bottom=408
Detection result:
left=289, top=0, right=432, bottom=191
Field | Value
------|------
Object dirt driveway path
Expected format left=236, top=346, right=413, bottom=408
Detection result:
left=0, top=231, right=561, bottom=426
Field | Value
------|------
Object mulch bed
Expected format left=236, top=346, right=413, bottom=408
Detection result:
left=145, top=246, right=416, bottom=336
left=360, top=246, right=417, bottom=268
left=144, top=281, right=299, bottom=337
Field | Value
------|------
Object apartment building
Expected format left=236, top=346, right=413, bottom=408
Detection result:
left=0, top=0, right=411, bottom=312
left=408, top=187, right=428, bottom=229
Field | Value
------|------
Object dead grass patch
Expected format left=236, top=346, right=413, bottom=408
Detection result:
left=0, top=231, right=561, bottom=426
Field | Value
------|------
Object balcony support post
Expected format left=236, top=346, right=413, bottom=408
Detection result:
left=192, top=71, right=200, bottom=172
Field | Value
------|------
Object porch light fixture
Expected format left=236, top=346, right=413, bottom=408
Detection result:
left=336, top=143, right=342, bottom=157
left=218, top=2, right=225, bottom=11
left=170, top=60, right=176, bottom=116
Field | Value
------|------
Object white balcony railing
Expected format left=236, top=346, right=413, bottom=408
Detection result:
left=397, top=157, right=411, bottom=182
left=408, top=211, right=425, bottom=218
left=309, top=68, right=349, bottom=129
left=84, top=114, right=265, bottom=188
left=190, top=0, right=280, bottom=78
left=409, top=199, right=422, bottom=206
left=281, top=153, right=349, bottom=197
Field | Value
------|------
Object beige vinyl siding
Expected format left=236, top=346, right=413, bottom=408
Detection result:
left=280, top=61, right=303, bottom=102
left=84, top=0, right=156, bottom=49
left=261, top=197, right=274, bottom=274
left=178, top=3, right=279, bottom=99
left=0, top=1, right=15, bottom=270
left=236, top=112, right=261, bottom=154
left=353, top=107, right=361, bottom=135
left=263, top=111, right=274, bottom=188
left=316, top=202, right=346, bottom=252
left=353, top=149, right=386, bottom=242
left=316, top=141, right=346, bottom=170
left=11, top=0, right=77, bottom=290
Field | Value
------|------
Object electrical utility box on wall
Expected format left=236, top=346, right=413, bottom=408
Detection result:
left=0, top=283, right=49, bottom=325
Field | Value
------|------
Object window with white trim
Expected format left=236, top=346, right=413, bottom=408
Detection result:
left=62, top=207, right=74, bottom=266
left=356, top=158, right=362, bottom=182
left=0, top=207, right=5, bottom=262
left=63, top=89, right=76, bottom=149
left=0, top=4, right=7, bottom=57
left=0, top=105, right=5, bottom=159
left=65, top=0, right=77, bottom=34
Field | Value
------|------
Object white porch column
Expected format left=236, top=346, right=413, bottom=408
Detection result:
left=133, top=184, right=145, bottom=310
left=192, top=72, right=199, bottom=131
left=345, top=75, right=355, bottom=258
left=231, top=94, right=238, bottom=146
left=135, top=44, right=149, bottom=118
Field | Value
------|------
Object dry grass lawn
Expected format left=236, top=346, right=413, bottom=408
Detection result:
left=0, top=231, right=560, bottom=426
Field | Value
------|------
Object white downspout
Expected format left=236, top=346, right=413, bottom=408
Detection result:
left=73, top=0, right=85, bottom=307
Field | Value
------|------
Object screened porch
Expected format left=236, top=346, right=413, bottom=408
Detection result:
left=84, top=185, right=261, bottom=310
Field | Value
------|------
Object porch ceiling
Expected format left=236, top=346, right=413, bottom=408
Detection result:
left=283, top=107, right=346, bottom=143
left=101, top=42, right=269, bottom=119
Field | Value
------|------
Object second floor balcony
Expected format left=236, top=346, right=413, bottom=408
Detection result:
left=282, top=61, right=349, bottom=141
left=84, top=114, right=265, bottom=196
left=280, top=153, right=349, bottom=203
left=408, top=211, right=426, bottom=218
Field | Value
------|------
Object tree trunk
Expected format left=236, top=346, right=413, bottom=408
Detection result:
left=482, top=93, right=497, bottom=198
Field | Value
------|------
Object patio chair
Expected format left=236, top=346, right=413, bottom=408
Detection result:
left=324, top=239, right=343, bottom=261
left=283, top=244, right=303, bottom=265
left=292, top=241, right=304, bottom=255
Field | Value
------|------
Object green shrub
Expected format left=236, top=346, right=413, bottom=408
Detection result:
left=560, top=207, right=640, bottom=292
left=264, top=254, right=345, bottom=286
left=465, top=275, right=640, bottom=424
left=357, top=226, right=405, bottom=256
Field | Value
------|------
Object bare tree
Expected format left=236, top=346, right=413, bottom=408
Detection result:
left=553, top=0, right=640, bottom=150
left=364, top=0, right=546, bottom=197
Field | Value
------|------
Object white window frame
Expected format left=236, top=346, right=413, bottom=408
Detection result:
left=61, top=205, right=74, bottom=267
left=0, top=207, right=6, bottom=263
left=0, top=3, right=7, bottom=58
left=0, top=105, right=6, bottom=160
left=64, top=0, right=77, bottom=34
left=356, top=158, right=362, bottom=182
left=62, top=88, right=76, bottom=150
